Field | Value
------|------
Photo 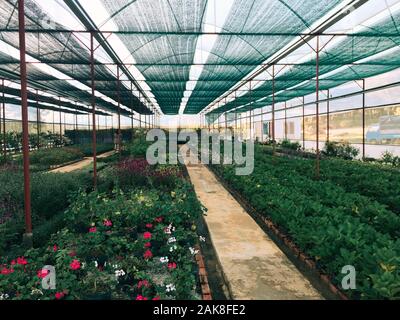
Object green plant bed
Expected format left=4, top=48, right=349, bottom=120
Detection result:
left=0, top=169, right=92, bottom=255
left=73, top=143, right=114, bottom=157
left=0, top=179, right=204, bottom=300
left=212, top=150, right=400, bottom=300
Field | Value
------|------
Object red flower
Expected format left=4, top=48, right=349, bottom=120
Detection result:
left=168, top=262, right=177, bottom=270
left=17, top=257, right=28, bottom=265
left=136, top=295, right=148, bottom=300
left=37, top=269, right=49, bottom=278
left=89, top=227, right=97, bottom=233
left=154, top=217, right=163, bottom=223
left=137, top=280, right=150, bottom=289
left=53, top=245, right=58, bottom=252
left=146, top=223, right=153, bottom=229
left=143, top=250, right=153, bottom=260
left=55, top=292, right=65, bottom=300
left=143, top=232, right=152, bottom=240
left=70, top=259, right=81, bottom=270
left=1, top=268, right=14, bottom=275
left=144, top=242, right=151, bottom=248
left=103, top=220, right=113, bottom=227
left=153, top=296, right=161, bottom=301
left=11, top=260, right=16, bottom=266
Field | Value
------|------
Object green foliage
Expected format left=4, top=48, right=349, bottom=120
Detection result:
left=280, top=139, right=302, bottom=151
left=73, top=143, right=114, bottom=157
left=381, top=151, right=400, bottom=167
left=0, top=181, right=203, bottom=300
left=213, top=150, right=400, bottom=300
left=323, top=141, right=360, bottom=160
left=28, top=147, right=84, bottom=168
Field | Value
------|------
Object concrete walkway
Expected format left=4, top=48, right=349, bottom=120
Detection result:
left=50, top=150, right=115, bottom=173
left=182, top=148, right=322, bottom=300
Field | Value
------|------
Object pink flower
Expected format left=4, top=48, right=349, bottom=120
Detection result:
left=153, top=296, right=161, bottom=301
left=136, top=295, right=148, bottom=300
left=143, top=232, right=152, bottom=240
left=103, top=220, right=113, bottom=227
left=53, top=245, right=58, bottom=252
left=137, top=280, right=150, bottom=289
left=37, top=269, right=49, bottom=278
left=154, top=217, right=163, bottom=223
left=70, top=259, right=81, bottom=271
left=144, top=242, right=151, bottom=248
left=11, top=260, right=16, bottom=266
left=143, top=250, right=153, bottom=260
left=89, top=227, right=97, bottom=233
left=55, top=292, right=65, bottom=300
left=168, top=262, right=177, bottom=270
left=146, top=223, right=153, bottom=229
left=17, top=257, right=28, bottom=265
left=1, top=268, right=14, bottom=275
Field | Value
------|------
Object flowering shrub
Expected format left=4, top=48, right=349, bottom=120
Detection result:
left=0, top=178, right=204, bottom=300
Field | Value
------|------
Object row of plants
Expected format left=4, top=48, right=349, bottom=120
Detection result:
left=212, top=148, right=400, bottom=299
left=258, top=145, right=400, bottom=215
left=0, top=167, right=92, bottom=256
left=1, top=131, right=72, bottom=152
left=0, top=141, right=205, bottom=300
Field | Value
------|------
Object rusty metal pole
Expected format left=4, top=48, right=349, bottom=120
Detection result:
left=327, top=90, right=330, bottom=142
left=302, top=96, right=305, bottom=149
left=90, top=32, right=97, bottom=189
left=59, top=98, right=62, bottom=145
left=36, top=90, right=40, bottom=149
left=362, top=79, right=366, bottom=160
left=18, top=0, right=32, bottom=244
left=272, top=65, right=276, bottom=156
left=117, top=65, right=121, bottom=152
left=2, top=79, right=6, bottom=159
left=315, top=36, right=321, bottom=180
left=284, top=101, right=287, bottom=140
left=130, top=82, right=134, bottom=132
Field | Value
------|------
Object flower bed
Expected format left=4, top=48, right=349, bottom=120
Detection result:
left=212, top=148, right=400, bottom=300
left=0, top=156, right=205, bottom=300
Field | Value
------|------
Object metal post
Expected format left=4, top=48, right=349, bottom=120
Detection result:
left=2, top=79, right=6, bottom=159
left=302, top=96, right=305, bottom=149
left=59, top=98, right=62, bottom=143
left=327, top=90, right=330, bottom=142
left=284, top=101, right=287, bottom=140
left=36, top=90, right=40, bottom=149
left=18, top=0, right=32, bottom=244
left=130, top=82, right=134, bottom=131
left=272, top=65, right=276, bottom=155
left=362, top=79, right=366, bottom=160
left=117, top=65, right=121, bottom=152
left=90, top=32, right=97, bottom=188
left=315, top=36, right=320, bottom=179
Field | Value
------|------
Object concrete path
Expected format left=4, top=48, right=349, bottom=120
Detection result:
left=181, top=147, right=322, bottom=300
left=50, top=150, right=115, bottom=173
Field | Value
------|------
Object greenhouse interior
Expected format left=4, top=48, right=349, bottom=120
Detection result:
left=1, top=0, right=400, bottom=304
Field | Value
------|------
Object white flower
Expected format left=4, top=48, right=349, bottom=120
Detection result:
left=166, top=284, right=176, bottom=292
left=169, top=245, right=178, bottom=252
left=30, top=289, right=43, bottom=296
left=164, top=224, right=176, bottom=235
left=199, top=236, right=206, bottom=242
left=115, top=269, right=126, bottom=278
left=189, top=247, right=200, bottom=255
left=160, top=257, right=169, bottom=264
left=0, top=293, right=10, bottom=300
left=94, top=261, right=98, bottom=268
left=167, top=237, right=177, bottom=244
